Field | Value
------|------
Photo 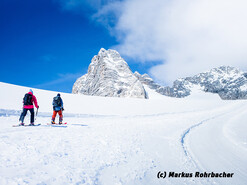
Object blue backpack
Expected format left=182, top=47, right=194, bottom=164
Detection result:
left=53, top=96, right=61, bottom=107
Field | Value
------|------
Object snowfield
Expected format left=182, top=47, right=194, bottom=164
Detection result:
left=0, top=82, right=246, bottom=185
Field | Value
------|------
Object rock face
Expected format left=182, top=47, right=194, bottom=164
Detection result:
left=136, top=66, right=247, bottom=99
left=184, top=66, right=247, bottom=99
left=134, top=72, right=190, bottom=98
left=134, top=72, right=160, bottom=90
left=72, top=48, right=147, bottom=98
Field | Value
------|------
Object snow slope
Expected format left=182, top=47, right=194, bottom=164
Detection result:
left=0, top=82, right=246, bottom=185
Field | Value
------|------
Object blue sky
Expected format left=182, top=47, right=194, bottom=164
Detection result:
left=1, top=0, right=247, bottom=92
left=0, top=0, right=150, bottom=92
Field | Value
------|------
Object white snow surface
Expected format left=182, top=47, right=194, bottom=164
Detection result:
left=0, top=82, right=246, bottom=185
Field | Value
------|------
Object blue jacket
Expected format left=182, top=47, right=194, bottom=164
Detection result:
left=53, top=96, right=63, bottom=111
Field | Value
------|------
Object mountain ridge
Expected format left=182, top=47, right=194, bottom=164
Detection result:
left=73, top=48, right=247, bottom=100
left=139, top=65, right=247, bottom=99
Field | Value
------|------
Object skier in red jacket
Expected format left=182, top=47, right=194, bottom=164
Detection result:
left=19, top=89, right=39, bottom=126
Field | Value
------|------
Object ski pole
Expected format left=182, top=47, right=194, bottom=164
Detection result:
left=19, top=107, right=23, bottom=122
left=35, top=107, right=39, bottom=122
left=36, top=107, right=39, bottom=117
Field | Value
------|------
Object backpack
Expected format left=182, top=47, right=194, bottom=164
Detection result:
left=23, top=93, right=33, bottom=105
left=53, top=96, right=61, bottom=107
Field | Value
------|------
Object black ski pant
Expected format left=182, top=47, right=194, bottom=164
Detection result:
left=19, top=108, right=34, bottom=123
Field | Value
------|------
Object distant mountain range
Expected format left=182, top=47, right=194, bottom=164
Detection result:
left=73, top=48, right=247, bottom=100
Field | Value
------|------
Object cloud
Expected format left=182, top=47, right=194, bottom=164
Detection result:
left=98, top=0, right=247, bottom=85
left=56, top=0, right=123, bottom=30
left=57, top=0, right=247, bottom=85
left=92, top=1, right=123, bottom=32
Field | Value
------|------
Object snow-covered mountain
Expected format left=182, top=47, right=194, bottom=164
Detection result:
left=73, top=49, right=247, bottom=100
left=72, top=48, right=147, bottom=98
left=136, top=66, right=247, bottom=100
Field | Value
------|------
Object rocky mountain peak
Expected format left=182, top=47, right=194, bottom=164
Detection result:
left=72, top=48, right=147, bottom=98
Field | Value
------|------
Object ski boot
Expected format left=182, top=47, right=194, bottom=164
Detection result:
left=19, top=123, right=24, bottom=126
left=59, top=117, right=63, bottom=125
left=29, top=123, right=34, bottom=126
left=51, top=118, right=55, bottom=124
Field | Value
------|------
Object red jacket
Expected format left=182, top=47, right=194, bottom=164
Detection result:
left=23, top=92, right=39, bottom=109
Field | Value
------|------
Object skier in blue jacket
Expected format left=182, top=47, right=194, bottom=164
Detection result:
left=51, top=93, right=64, bottom=124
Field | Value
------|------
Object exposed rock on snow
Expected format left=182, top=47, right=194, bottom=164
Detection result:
left=134, top=71, right=191, bottom=98
left=72, top=48, right=147, bottom=98
left=134, top=72, right=160, bottom=90
left=136, top=66, right=247, bottom=99
left=170, top=66, right=247, bottom=99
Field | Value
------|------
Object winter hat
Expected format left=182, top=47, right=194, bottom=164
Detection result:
left=57, top=93, right=60, bottom=97
left=29, top=89, right=33, bottom=94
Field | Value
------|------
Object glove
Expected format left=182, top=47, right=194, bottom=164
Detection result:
left=62, top=108, right=64, bottom=111
left=37, top=106, right=39, bottom=109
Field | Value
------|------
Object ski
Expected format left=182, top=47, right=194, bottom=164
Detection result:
left=13, top=123, right=41, bottom=127
left=24, top=124, right=41, bottom=127
left=47, top=122, right=67, bottom=126
left=45, top=122, right=68, bottom=128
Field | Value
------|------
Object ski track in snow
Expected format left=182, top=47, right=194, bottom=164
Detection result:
left=180, top=102, right=244, bottom=160
left=0, top=108, right=210, bottom=119
left=180, top=104, right=247, bottom=185
left=181, top=113, right=225, bottom=158
left=179, top=113, right=226, bottom=185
